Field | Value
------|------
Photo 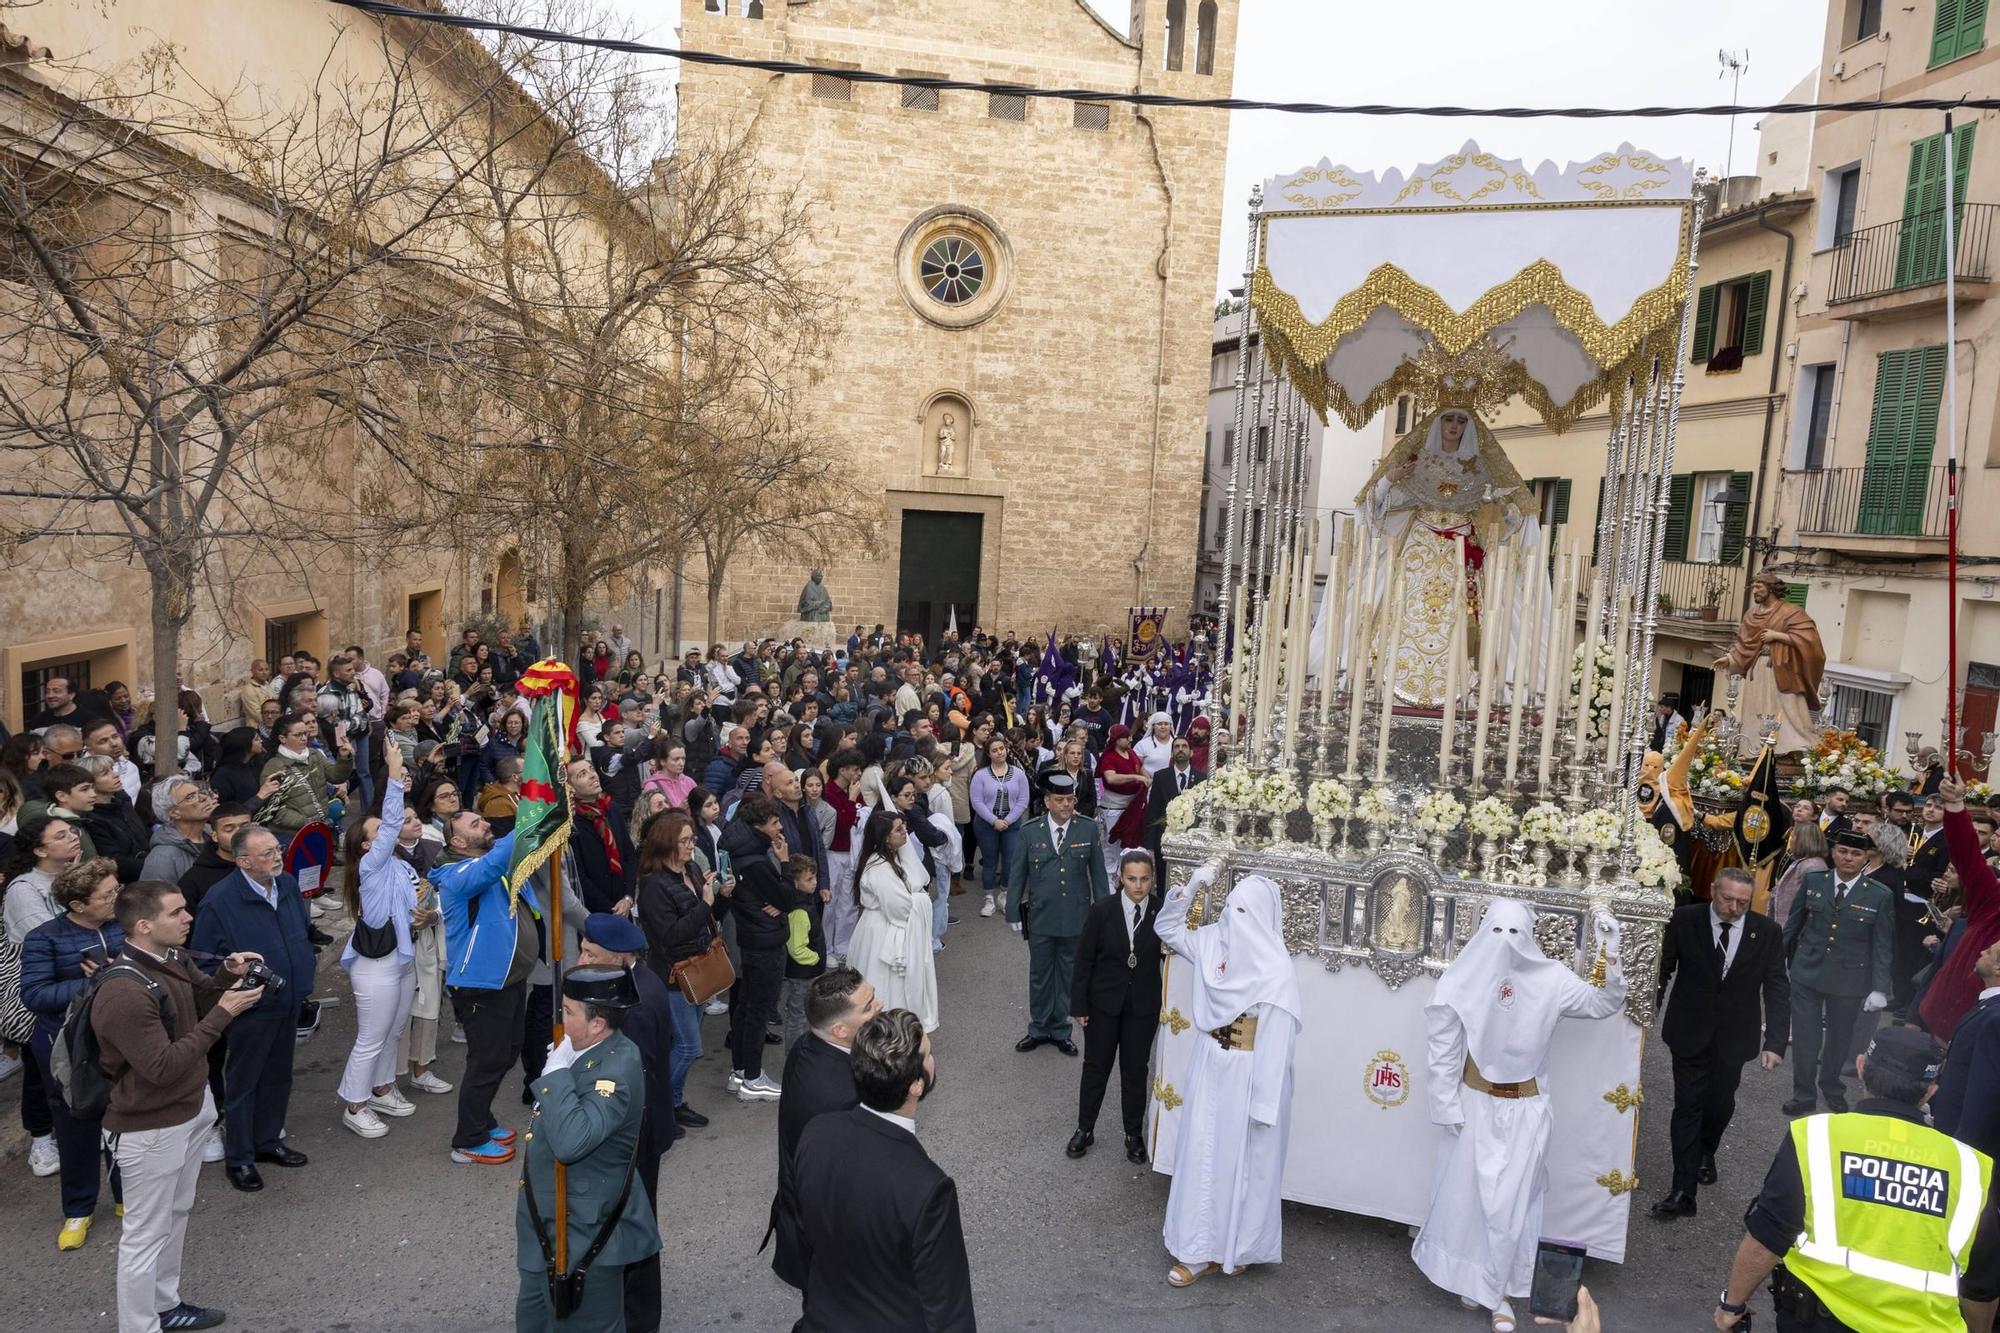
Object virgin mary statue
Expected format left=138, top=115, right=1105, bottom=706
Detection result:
left=1348, top=402, right=1539, bottom=706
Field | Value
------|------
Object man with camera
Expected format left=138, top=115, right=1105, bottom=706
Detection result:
left=189, top=824, right=316, bottom=1191
left=94, top=879, right=265, bottom=1333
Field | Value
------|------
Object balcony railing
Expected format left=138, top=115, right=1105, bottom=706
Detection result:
left=1654, top=559, right=1744, bottom=622
left=1793, top=465, right=1950, bottom=539
left=1826, top=203, right=1998, bottom=305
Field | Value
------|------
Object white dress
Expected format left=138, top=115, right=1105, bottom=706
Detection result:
left=849, top=855, right=938, bottom=1032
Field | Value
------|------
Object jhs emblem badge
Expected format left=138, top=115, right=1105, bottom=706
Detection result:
left=1363, top=1049, right=1410, bottom=1109
left=1743, top=806, right=1770, bottom=842
left=1497, top=978, right=1517, bottom=1009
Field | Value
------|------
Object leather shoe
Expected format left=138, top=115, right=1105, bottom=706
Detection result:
left=1825, top=1094, right=1849, bottom=1113
left=1054, top=1039, right=1079, bottom=1057
left=1126, top=1134, right=1149, bottom=1164
left=225, top=1164, right=264, bottom=1193
left=1014, top=1036, right=1045, bottom=1053
left=255, top=1146, right=309, bottom=1168
left=764, top=1030, right=782, bottom=1046
left=673, top=1103, right=709, bottom=1128
left=1698, top=1152, right=1718, bottom=1185
left=1066, top=1129, right=1093, bottom=1158
left=1649, top=1191, right=1697, bottom=1219
left=1781, top=1098, right=1816, bottom=1117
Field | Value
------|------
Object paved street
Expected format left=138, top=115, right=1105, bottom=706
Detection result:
left=2, top=894, right=1796, bottom=1332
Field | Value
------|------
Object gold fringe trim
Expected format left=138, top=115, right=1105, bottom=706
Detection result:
left=502, top=811, right=573, bottom=919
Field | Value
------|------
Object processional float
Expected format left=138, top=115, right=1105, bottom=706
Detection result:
left=1152, top=144, right=1704, bottom=1261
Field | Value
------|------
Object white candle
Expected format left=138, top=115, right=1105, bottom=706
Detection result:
left=1343, top=531, right=1375, bottom=779
left=1470, top=541, right=1510, bottom=791
left=1570, top=551, right=1605, bottom=768
left=1318, top=517, right=1348, bottom=730
left=1283, top=520, right=1316, bottom=764
left=1504, top=543, right=1538, bottom=787
left=1228, top=565, right=1247, bottom=739
left=1602, top=588, right=1631, bottom=775
left=1439, top=533, right=1467, bottom=784
left=1373, top=552, right=1406, bottom=783
left=1540, top=543, right=1577, bottom=791
left=1256, top=530, right=1292, bottom=757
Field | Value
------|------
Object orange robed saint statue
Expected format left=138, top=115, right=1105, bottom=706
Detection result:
left=1714, top=571, right=1826, bottom=759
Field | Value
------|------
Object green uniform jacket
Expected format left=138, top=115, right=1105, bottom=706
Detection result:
left=1003, top=814, right=1109, bottom=939
left=514, top=1030, right=662, bottom=1274
left=1783, top=869, right=1895, bottom=998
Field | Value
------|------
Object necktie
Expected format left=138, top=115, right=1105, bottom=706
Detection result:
left=1127, top=900, right=1141, bottom=969
left=1052, top=822, right=1065, bottom=853
left=1716, top=919, right=1732, bottom=974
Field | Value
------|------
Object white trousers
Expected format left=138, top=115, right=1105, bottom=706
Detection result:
left=113, top=1089, right=217, bottom=1333
left=337, top=954, right=416, bottom=1105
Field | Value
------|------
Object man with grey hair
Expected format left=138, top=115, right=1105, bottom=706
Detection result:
left=140, top=777, right=215, bottom=883
left=191, top=823, right=316, bottom=1189
left=39, top=721, right=85, bottom=762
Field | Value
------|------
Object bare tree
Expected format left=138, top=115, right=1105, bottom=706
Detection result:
left=411, top=0, right=843, bottom=658
left=0, top=23, right=526, bottom=716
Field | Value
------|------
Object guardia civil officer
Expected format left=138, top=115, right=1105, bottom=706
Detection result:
left=1782, top=827, right=1896, bottom=1116
left=1005, top=770, right=1109, bottom=1056
left=516, top=966, right=662, bottom=1332
left=1712, top=1026, right=2000, bottom=1331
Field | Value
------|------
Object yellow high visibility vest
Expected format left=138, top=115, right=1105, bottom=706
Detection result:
left=1787, top=1111, right=1992, bottom=1332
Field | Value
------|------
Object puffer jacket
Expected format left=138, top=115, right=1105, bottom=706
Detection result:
left=258, top=746, right=351, bottom=836
left=20, top=914, right=126, bottom=1040
left=719, top=818, right=787, bottom=950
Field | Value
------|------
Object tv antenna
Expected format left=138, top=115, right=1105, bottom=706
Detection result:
left=1718, top=49, right=1751, bottom=178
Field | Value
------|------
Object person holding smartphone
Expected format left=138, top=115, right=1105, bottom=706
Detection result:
left=20, top=857, right=125, bottom=1249
left=634, top=811, right=717, bottom=1131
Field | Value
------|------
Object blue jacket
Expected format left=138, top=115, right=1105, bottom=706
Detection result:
left=430, top=832, right=537, bottom=992
left=20, top=915, right=126, bottom=1039
left=189, top=867, right=316, bottom=1015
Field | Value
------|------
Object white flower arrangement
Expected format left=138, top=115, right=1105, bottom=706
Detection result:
left=1466, top=796, right=1517, bottom=840
left=1305, top=778, right=1353, bottom=823
left=1634, top=825, right=1683, bottom=893
left=1569, top=641, right=1618, bottom=742
left=1164, top=790, right=1200, bottom=835
left=1687, top=731, right=1750, bottom=802
left=1208, top=765, right=1257, bottom=813
left=1356, top=785, right=1399, bottom=825
left=1971, top=781, right=1995, bottom=804
left=1414, top=790, right=1466, bottom=833
left=1519, top=802, right=1569, bottom=845
left=1570, top=807, right=1622, bottom=852
left=1255, top=771, right=1302, bottom=817
left=1788, top=729, right=1904, bottom=802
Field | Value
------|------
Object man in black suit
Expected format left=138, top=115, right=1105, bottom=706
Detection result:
left=1068, top=849, right=1163, bottom=1164
left=792, top=1009, right=974, bottom=1333
left=769, top=968, right=880, bottom=1293
left=1141, top=735, right=1204, bottom=863
left=1933, top=939, right=2000, bottom=1157
left=1650, top=867, right=1790, bottom=1219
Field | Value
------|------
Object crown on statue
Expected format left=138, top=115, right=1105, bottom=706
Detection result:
left=1407, top=336, right=1519, bottom=419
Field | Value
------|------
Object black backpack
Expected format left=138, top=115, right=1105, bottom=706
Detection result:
left=50, top=964, right=173, bottom=1120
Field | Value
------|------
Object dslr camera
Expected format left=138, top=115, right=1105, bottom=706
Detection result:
left=237, top=958, right=287, bottom=992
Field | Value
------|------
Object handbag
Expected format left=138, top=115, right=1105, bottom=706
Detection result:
left=669, top=935, right=734, bottom=1005
left=351, top=912, right=398, bottom=960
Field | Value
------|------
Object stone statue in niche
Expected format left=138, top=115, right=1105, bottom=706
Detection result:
left=1372, top=873, right=1423, bottom=953
left=936, top=412, right=957, bottom=473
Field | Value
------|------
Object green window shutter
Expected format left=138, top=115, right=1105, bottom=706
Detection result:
left=1953, top=122, right=1978, bottom=220
left=1741, top=271, right=1772, bottom=357
left=1718, top=470, right=1754, bottom=564
left=1691, top=283, right=1718, bottom=364
left=1860, top=348, right=1945, bottom=534
left=1553, top=478, right=1572, bottom=525
left=1898, top=127, right=1974, bottom=287
left=1963, top=0, right=1991, bottom=60
left=1661, top=474, right=1694, bottom=562
left=1934, top=0, right=1965, bottom=64
left=1784, top=584, right=1809, bottom=608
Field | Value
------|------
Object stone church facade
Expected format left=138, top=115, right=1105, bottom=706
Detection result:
left=679, top=0, right=1236, bottom=646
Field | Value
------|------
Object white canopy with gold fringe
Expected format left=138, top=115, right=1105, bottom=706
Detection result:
left=1251, top=143, right=1696, bottom=433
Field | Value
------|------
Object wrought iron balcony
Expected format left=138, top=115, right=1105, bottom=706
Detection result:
left=1653, top=559, right=1744, bottom=624
left=1826, top=204, right=1998, bottom=306
left=1792, top=465, right=1950, bottom=540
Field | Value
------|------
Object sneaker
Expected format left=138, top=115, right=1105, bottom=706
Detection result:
left=727, top=1070, right=745, bottom=1092
left=27, top=1135, right=59, bottom=1177
left=342, top=1105, right=389, bottom=1139
left=114, top=1203, right=125, bottom=1218
left=487, top=1125, right=517, bottom=1145
left=368, top=1088, right=416, bottom=1118
left=449, top=1140, right=515, bottom=1165
left=200, top=1127, right=225, bottom=1164
left=980, top=893, right=996, bottom=918
left=449, top=1024, right=467, bottom=1044
left=737, top=1074, right=782, bottom=1102
left=702, top=998, right=729, bottom=1016
left=57, top=1216, right=91, bottom=1250
left=407, top=1069, right=454, bottom=1095
left=157, top=1301, right=227, bottom=1330
left=673, top=1102, right=710, bottom=1128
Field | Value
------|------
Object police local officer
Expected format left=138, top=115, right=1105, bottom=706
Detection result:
left=516, top=966, right=662, bottom=1332
left=1713, top=1027, right=2000, bottom=1331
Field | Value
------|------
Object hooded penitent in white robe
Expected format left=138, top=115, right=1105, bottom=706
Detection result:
left=1156, top=868, right=1302, bottom=1273
left=849, top=852, right=939, bottom=1032
left=1411, top=899, right=1626, bottom=1315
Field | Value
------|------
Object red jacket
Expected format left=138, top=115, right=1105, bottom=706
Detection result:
left=1919, top=808, right=2000, bottom=1041
left=822, top=779, right=860, bottom=854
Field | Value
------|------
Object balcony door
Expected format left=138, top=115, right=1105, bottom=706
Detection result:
left=1895, top=124, right=1976, bottom=288
left=1859, top=346, right=1946, bottom=535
